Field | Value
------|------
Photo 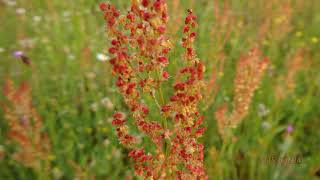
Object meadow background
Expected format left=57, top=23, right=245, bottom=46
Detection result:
left=0, top=0, right=319, bottom=179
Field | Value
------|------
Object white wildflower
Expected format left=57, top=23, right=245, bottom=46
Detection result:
left=16, top=8, right=26, bottom=15
left=33, top=16, right=42, bottom=23
left=261, top=121, right=271, bottom=130
left=90, top=103, right=99, bottom=112
left=101, top=97, right=114, bottom=110
left=96, top=53, right=110, bottom=62
left=103, top=139, right=110, bottom=146
left=52, top=167, right=63, bottom=180
left=3, top=0, right=16, bottom=7
left=258, top=103, right=270, bottom=117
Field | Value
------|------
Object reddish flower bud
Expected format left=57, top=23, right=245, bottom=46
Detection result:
left=162, top=48, right=171, bottom=54
left=116, top=77, right=125, bottom=87
left=161, top=105, right=171, bottom=112
left=99, top=3, right=108, bottom=11
left=113, top=11, right=120, bottom=18
left=185, top=127, right=192, bottom=133
left=140, top=105, right=149, bottom=116
left=187, top=47, right=193, bottom=57
left=109, top=47, right=117, bottom=54
left=113, top=112, right=124, bottom=119
left=190, top=32, right=196, bottom=38
left=158, top=25, right=166, bottom=34
left=112, top=119, right=126, bottom=126
left=154, top=0, right=161, bottom=11
left=109, top=58, right=116, bottom=65
left=175, top=114, right=185, bottom=121
left=126, top=83, right=136, bottom=95
left=185, top=16, right=192, bottom=24
left=162, top=71, right=169, bottom=80
left=111, top=39, right=119, bottom=46
left=149, top=39, right=157, bottom=45
left=157, top=56, right=168, bottom=64
left=137, top=23, right=143, bottom=29
left=195, top=127, right=205, bottom=136
left=124, top=135, right=135, bottom=141
left=143, top=12, right=151, bottom=21
left=183, top=26, right=190, bottom=33
left=174, top=83, right=185, bottom=91
left=127, top=13, right=135, bottom=22
left=170, top=95, right=179, bottom=102
left=140, top=155, right=152, bottom=162
left=197, top=62, right=204, bottom=79
left=142, top=0, right=149, bottom=7
left=107, top=17, right=116, bottom=27
left=196, top=116, right=204, bottom=126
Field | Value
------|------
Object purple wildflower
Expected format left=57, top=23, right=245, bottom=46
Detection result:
left=286, top=124, right=294, bottom=133
left=13, top=51, right=24, bottom=58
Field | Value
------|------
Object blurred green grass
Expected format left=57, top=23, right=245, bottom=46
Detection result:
left=0, top=0, right=319, bottom=179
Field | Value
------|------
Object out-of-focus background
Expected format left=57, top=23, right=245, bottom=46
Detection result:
left=0, top=0, right=319, bottom=179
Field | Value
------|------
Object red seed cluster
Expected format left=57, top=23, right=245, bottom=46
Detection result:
left=100, top=1, right=206, bottom=179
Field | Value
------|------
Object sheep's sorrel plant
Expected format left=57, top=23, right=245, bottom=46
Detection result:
left=1, top=79, right=51, bottom=172
left=215, top=48, right=269, bottom=141
left=100, top=0, right=207, bottom=179
left=275, top=49, right=308, bottom=99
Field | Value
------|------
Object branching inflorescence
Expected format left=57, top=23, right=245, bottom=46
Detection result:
left=1, top=79, right=51, bottom=171
left=100, top=0, right=207, bottom=179
left=215, top=48, right=269, bottom=140
left=275, top=49, right=308, bottom=99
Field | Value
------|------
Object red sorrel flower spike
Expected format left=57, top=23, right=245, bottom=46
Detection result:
left=215, top=47, right=269, bottom=141
left=100, top=2, right=207, bottom=179
left=1, top=79, right=51, bottom=171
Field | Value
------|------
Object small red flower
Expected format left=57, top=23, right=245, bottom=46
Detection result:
left=183, top=26, right=190, bottom=33
left=142, top=0, right=149, bottom=7
left=126, top=83, right=136, bottom=95
left=113, top=11, right=120, bottom=18
left=157, top=56, right=168, bottom=64
left=127, top=13, right=135, bottom=22
left=140, top=105, right=149, bottom=116
left=195, top=128, right=205, bottom=136
left=154, top=0, right=161, bottom=11
left=162, top=71, right=169, bottom=80
left=158, top=25, right=166, bottom=34
left=112, top=119, right=126, bottom=126
left=185, top=16, right=192, bottom=24
left=174, top=83, right=186, bottom=91
left=187, top=47, right=194, bottom=57
left=162, top=48, right=171, bottom=54
left=161, top=105, right=171, bottom=112
left=109, top=47, right=117, bottom=54
left=111, top=39, right=119, bottom=46
left=190, top=32, right=197, bottom=38
left=143, top=12, right=152, bottom=21
left=99, top=2, right=108, bottom=11
left=116, top=77, right=125, bottom=87
left=113, top=112, right=124, bottom=119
